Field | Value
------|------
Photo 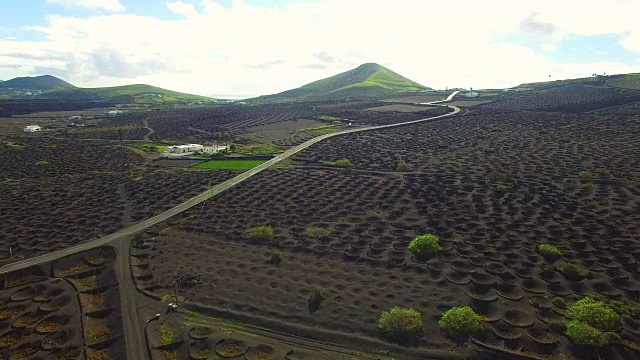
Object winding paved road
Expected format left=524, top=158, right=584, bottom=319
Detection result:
left=0, top=91, right=460, bottom=275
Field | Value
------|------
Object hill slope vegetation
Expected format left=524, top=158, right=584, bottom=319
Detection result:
left=0, top=75, right=75, bottom=90
left=252, top=63, right=429, bottom=102
left=0, top=75, right=215, bottom=103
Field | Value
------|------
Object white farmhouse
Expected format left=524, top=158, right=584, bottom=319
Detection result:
left=108, top=110, right=124, bottom=115
left=464, top=92, right=479, bottom=98
left=163, top=144, right=228, bottom=158
left=23, top=125, right=42, bottom=133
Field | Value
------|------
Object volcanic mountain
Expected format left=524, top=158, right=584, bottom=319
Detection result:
left=252, top=63, right=430, bottom=102
left=0, top=75, right=75, bottom=91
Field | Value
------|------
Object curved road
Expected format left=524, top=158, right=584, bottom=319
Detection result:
left=0, top=91, right=460, bottom=275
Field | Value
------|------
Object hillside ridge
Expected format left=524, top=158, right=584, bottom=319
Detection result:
left=252, top=63, right=429, bottom=102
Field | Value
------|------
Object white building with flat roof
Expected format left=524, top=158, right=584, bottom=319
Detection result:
left=23, top=125, right=42, bottom=133
left=163, top=144, right=228, bottom=158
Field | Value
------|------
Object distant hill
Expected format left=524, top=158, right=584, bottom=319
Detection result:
left=0, top=75, right=216, bottom=103
left=513, top=73, right=640, bottom=91
left=252, top=63, right=429, bottom=102
left=0, top=75, right=75, bottom=91
left=44, top=84, right=215, bottom=103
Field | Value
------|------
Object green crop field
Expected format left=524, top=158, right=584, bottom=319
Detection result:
left=194, top=159, right=267, bottom=171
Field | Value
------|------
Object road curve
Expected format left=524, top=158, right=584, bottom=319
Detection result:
left=0, top=91, right=460, bottom=275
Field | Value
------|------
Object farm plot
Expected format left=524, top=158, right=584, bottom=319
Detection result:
left=136, top=110, right=640, bottom=359
left=0, top=247, right=125, bottom=360
left=193, top=160, right=267, bottom=171
left=479, top=84, right=640, bottom=112
left=0, top=138, right=236, bottom=263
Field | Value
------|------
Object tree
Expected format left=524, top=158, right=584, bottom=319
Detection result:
left=116, top=128, right=129, bottom=150
left=226, top=134, right=231, bottom=149
left=216, top=132, right=222, bottom=152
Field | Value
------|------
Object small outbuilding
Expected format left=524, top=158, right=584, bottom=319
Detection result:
left=23, top=125, right=42, bottom=133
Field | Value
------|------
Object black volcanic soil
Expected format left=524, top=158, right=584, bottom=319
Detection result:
left=0, top=137, right=236, bottom=264
left=137, top=108, right=640, bottom=359
left=0, top=247, right=125, bottom=360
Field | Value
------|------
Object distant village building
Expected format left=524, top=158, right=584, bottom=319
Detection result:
left=107, top=110, right=124, bottom=115
left=464, top=92, right=479, bottom=98
left=23, top=125, right=42, bottom=133
left=163, top=144, right=228, bottom=158
left=68, top=115, right=82, bottom=120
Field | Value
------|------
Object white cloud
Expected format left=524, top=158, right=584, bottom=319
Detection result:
left=1, top=0, right=638, bottom=97
left=541, top=43, right=557, bottom=52
left=46, top=0, right=125, bottom=12
left=166, top=1, right=198, bottom=18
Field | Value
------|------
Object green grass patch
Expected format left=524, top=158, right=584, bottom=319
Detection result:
left=35, top=160, right=49, bottom=165
left=236, top=144, right=281, bottom=155
left=137, top=143, right=168, bottom=153
left=318, top=115, right=341, bottom=121
left=323, top=158, right=352, bottom=167
left=194, top=159, right=266, bottom=171
left=159, top=325, right=174, bottom=345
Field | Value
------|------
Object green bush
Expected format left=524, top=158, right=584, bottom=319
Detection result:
left=567, top=297, right=621, bottom=331
left=538, top=243, right=561, bottom=258
left=555, top=261, right=589, bottom=280
left=496, top=183, right=508, bottom=192
left=305, top=226, right=331, bottom=239
left=247, top=226, right=274, bottom=242
left=378, top=306, right=423, bottom=342
left=438, top=306, right=483, bottom=339
left=565, top=320, right=609, bottom=346
left=579, top=171, right=594, bottom=179
left=408, top=234, right=442, bottom=258
left=324, top=158, right=352, bottom=167
left=396, top=160, right=412, bottom=172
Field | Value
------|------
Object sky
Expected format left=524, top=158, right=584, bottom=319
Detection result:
left=1, top=0, right=639, bottom=98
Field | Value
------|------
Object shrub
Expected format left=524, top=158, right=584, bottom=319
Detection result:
left=552, top=297, right=567, bottom=309
left=307, top=286, right=327, bottom=313
left=538, top=243, right=562, bottom=258
left=247, top=226, right=274, bottom=242
left=555, top=261, right=589, bottom=280
left=159, top=324, right=174, bottom=345
left=268, top=251, right=283, bottom=265
left=495, top=183, right=508, bottom=192
left=407, top=234, right=442, bottom=258
left=438, top=306, right=483, bottom=340
left=548, top=319, right=568, bottom=333
left=579, top=171, right=594, bottom=179
left=305, top=226, right=330, bottom=239
left=565, top=320, right=609, bottom=346
left=378, top=306, right=423, bottom=342
left=396, top=160, right=412, bottom=172
left=567, top=297, right=621, bottom=331
left=324, top=158, right=352, bottom=167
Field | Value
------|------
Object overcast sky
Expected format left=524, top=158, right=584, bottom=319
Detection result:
left=1, top=0, right=639, bottom=98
